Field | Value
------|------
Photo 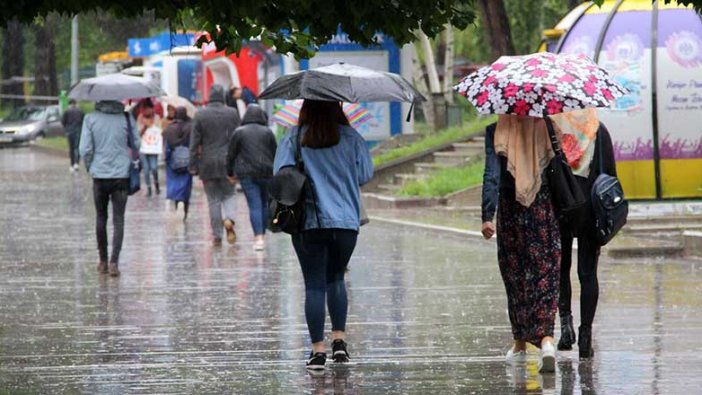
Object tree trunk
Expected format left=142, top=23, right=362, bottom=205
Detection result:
left=2, top=19, right=25, bottom=108
left=476, top=0, right=516, bottom=61
left=417, top=30, right=442, bottom=94
left=34, top=15, right=58, bottom=101
left=412, top=49, right=435, bottom=131
left=442, top=24, right=455, bottom=104
left=417, top=29, right=447, bottom=131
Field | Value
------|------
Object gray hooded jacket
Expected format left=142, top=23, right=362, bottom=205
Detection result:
left=189, top=84, right=241, bottom=179
left=79, top=101, right=140, bottom=179
left=227, top=104, right=277, bottom=179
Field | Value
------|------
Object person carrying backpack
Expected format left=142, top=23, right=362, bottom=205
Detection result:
left=273, top=100, right=373, bottom=371
left=550, top=109, right=618, bottom=359
left=164, top=107, right=194, bottom=220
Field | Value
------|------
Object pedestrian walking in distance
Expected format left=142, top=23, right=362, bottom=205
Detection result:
left=164, top=107, right=194, bottom=221
left=79, top=101, right=140, bottom=277
left=137, top=100, right=162, bottom=197
left=189, top=84, right=241, bottom=246
left=551, top=109, right=617, bottom=359
left=481, top=115, right=561, bottom=373
left=62, top=99, right=84, bottom=171
left=273, top=100, right=373, bottom=371
left=227, top=104, right=277, bottom=251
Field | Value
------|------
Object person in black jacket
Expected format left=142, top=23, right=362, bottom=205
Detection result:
left=552, top=110, right=617, bottom=359
left=227, top=104, right=277, bottom=250
left=61, top=99, right=84, bottom=171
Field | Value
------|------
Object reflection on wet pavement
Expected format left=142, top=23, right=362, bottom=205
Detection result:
left=1, top=148, right=701, bottom=394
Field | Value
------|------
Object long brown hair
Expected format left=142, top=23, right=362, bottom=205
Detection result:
left=298, top=100, right=350, bottom=148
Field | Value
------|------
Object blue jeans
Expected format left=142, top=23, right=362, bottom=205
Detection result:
left=239, top=178, right=270, bottom=236
left=141, top=154, right=159, bottom=187
left=292, top=229, right=358, bottom=343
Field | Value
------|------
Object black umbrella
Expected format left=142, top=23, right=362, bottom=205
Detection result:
left=259, top=63, right=426, bottom=103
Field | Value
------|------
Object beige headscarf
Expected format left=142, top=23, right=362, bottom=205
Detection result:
left=494, top=115, right=556, bottom=207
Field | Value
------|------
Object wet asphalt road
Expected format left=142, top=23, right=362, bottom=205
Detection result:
left=1, top=148, right=701, bottom=394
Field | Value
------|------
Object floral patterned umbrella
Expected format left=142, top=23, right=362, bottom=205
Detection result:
left=453, top=52, right=628, bottom=117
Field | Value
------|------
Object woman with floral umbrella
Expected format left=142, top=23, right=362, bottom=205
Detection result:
left=455, top=52, right=626, bottom=372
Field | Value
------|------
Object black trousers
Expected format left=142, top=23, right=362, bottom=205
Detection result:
left=93, top=179, right=129, bottom=264
left=559, top=225, right=600, bottom=329
left=67, top=133, right=80, bottom=166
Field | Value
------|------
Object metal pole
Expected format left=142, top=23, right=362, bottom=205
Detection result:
left=70, top=15, right=79, bottom=85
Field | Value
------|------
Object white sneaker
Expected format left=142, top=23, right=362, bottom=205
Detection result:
left=253, top=240, right=265, bottom=251
left=538, top=341, right=556, bottom=373
left=505, top=347, right=527, bottom=363
left=72, top=164, right=80, bottom=171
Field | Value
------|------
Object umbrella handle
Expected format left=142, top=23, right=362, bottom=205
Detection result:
left=406, top=102, right=414, bottom=122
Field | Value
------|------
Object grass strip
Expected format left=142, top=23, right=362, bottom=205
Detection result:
left=373, top=116, right=494, bottom=167
left=35, top=136, right=69, bottom=151
left=397, top=161, right=485, bottom=197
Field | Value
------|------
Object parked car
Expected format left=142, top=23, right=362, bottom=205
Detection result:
left=0, top=105, right=64, bottom=145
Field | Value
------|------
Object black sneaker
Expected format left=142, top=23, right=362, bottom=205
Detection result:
left=331, top=339, right=350, bottom=363
left=306, top=352, right=326, bottom=370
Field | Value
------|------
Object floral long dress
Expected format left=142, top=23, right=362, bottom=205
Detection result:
left=496, top=186, right=561, bottom=347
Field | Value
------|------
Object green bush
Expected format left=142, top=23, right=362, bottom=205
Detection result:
left=398, top=161, right=485, bottom=197
left=373, top=116, right=494, bottom=167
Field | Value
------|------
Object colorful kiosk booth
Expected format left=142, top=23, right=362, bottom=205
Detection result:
left=543, top=0, right=702, bottom=199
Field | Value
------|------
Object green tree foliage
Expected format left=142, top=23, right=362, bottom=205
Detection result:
left=506, top=0, right=571, bottom=55
left=1, top=1, right=474, bottom=59
left=51, top=11, right=168, bottom=89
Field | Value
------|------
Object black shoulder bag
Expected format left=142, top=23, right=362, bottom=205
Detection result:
left=125, top=113, right=142, bottom=195
left=268, top=128, right=321, bottom=234
left=591, top=131, right=628, bottom=246
left=544, top=114, right=589, bottom=235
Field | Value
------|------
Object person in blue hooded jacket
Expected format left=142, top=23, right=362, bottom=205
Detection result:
left=79, top=100, right=140, bottom=277
left=273, top=100, right=373, bottom=371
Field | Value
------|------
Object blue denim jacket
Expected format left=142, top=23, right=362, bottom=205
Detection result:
left=273, top=125, right=373, bottom=231
left=481, top=123, right=504, bottom=223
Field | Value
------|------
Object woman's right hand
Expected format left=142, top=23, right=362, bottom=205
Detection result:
left=481, top=221, right=495, bottom=240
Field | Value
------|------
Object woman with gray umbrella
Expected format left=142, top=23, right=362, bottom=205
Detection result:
left=273, top=100, right=373, bottom=371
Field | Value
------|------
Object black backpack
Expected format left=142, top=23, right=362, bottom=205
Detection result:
left=591, top=133, right=628, bottom=246
left=268, top=128, right=320, bottom=234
